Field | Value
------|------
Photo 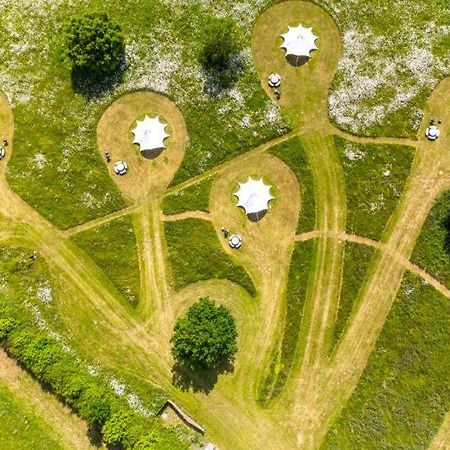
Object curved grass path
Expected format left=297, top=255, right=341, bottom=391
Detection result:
left=1, top=1, right=450, bottom=448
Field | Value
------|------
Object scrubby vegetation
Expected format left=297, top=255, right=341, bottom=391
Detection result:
left=269, top=137, right=316, bottom=233
left=164, top=218, right=256, bottom=296
left=162, top=178, right=213, bottom=215
left=171, top=297, right=237, bottom=369
left=71, top=215, right=141, bottom=305
left=324, top=272, right=450, bottom=448
left=334, top=136, right=414, bottom=240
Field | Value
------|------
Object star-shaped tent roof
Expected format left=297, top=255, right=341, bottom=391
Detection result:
left=280, top=24, right=318, bottom=58
left=131, top=116, right=169, bottom=153
left=234, top=177, right=275, bottom=215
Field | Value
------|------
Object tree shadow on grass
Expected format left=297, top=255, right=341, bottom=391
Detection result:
left=171, top=358, right=234, bottom=394
left=71, top=60, right=126, bottom=101
left=201, top=52, right=246, bottom=97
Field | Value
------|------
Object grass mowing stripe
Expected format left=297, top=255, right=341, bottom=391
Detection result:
left=411, top=189, right=450, bottom=289
left=269, top=136, right=316, bottom=233
left=334, top=136, right=414, bottom=240
left=323, top=272, right=450, bottom=449
left=258, top=239, right=315, bottom=402
left=162, top=177, right=213, bottom=215
left=164, top=218, right=256, bottom=297
left=332, top=242, right=375, bottom=349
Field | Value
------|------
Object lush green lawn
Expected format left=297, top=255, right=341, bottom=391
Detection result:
left=334, top=136, right=414, bottom=240
left=258, top=240, right=316, bottom=402
left=164, top=218, right=256, bottom=296
left=71, top=215, right=141, bottom=305
left=269, top=137, right=316, bottom=233
left=332, top=242, right=374, bottom=349
left=0, top=381, right=64, bottom=450
left=162, top=177, right=213, bottom=215
left=324, top=272, right=450, bottom=449
left=411, top=190, right=450, bottom=288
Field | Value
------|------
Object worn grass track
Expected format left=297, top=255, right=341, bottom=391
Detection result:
left=1, top=1, right=450, bottom=448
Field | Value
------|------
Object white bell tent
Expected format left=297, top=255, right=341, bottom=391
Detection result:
left=234, top=177, right=275, bottom=222
left=280, top=24, right=318, bottom=66
left=131, top=116, right=169, bottom=158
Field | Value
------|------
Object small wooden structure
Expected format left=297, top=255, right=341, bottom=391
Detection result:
left=159, top=400, right=205, bottom=435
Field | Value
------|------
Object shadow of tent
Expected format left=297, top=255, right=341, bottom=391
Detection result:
left=247, top=210, right=268, bottom=222
left=285, top=54, right=310, bottom=67
left=140, top=147, right=165, bottom=160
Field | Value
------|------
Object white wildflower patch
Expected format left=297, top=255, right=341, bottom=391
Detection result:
left=34, top=153, right=47, bottom=170
left=344, top=143, right=365, bottom=161
left=127, top=393, right=152, bottom=417
left=36, top=281, right=53, bottom=304
left=110, top=379, right=127, bottom=396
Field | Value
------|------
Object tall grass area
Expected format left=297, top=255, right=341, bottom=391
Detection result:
left=323, top=272, right=450, bottom=449
left=334, top=136, right=414, bottom=240
left=71, top=215, right=141, bottom=305
left=258, top=240, right=315, bottom=402
left=332, top=242, right=374, bottom=349
left=411, top=190, right=450, bottom=288
left=269, top=137, right=316, bottom=233
left=162, top=178, right=213, bottom=215
left=0, top=382, right=63, bottom=450
left=164, top=218, right=256, bottom=296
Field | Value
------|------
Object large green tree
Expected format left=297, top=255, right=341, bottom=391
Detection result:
left=171, top=297, right=237, bottom=369
left=65, top=12, right=125, bottom=75
left=199, top=18, right=242, bottom=73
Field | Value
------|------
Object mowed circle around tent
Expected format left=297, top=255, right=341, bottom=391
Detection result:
left=97, top=91, right=187, bottom=202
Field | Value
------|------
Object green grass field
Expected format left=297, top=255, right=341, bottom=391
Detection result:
left=162, top=178, right=213, bottom=215
left=164, top=218, right=256, bottom=296
left=332, top=242, right=375, bottom=349
left=269, top=137, right=316, bottom=233
left=334, top=136, right=414, bottom=240
left=71, top=215, right=141, bottom=305
left=324, top=272, right=450, bottom=448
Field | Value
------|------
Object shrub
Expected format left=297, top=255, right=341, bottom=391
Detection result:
left=199, top=17, right=242, bottom=87
left=171, top=297, right=237, bottom=369
left=65, top=12, right=125, bottom=75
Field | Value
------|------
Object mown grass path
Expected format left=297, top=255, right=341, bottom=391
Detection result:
left=1, top=1, right=450, bottom=448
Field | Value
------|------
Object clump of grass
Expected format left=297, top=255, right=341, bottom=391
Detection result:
left=324, top=272, right=450, bottom=448
left=164, top=218, right=256, bottom=296
left=334, top=136, right=414, bottom=240
left=411, top=190, right=450, bottom=288
left=71, top=215, right=140, bottom=305
left=332, top=242, right=374, bottom=349
left=269, top=137, right=316, bottom=233
left=258, top=240, right=315, bottom=402
left=162, top=178, right=213, bottom=215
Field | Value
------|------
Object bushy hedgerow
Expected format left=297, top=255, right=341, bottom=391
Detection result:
left=0, top=298, right=189, bottom=450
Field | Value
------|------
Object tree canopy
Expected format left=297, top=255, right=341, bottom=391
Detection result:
left=65, top=12, right=125, bottom=75
left=171, top=297, right=237, bottom=369
left=198, top=18, right=242, bottom=72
